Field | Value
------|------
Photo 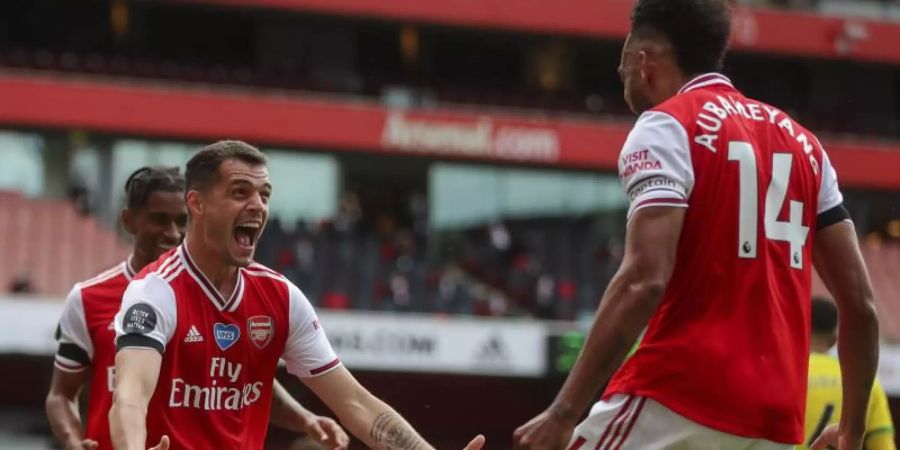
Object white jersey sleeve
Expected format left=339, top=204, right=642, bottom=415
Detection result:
left=817, top=148, right=844, bottom=214
left=282, top=281, right=340, bottom=378
left=55, top=285, right=93, bottom=371
left=114, top=274, right=177, bottom=354
left=618, top=111, right=694, bottom=219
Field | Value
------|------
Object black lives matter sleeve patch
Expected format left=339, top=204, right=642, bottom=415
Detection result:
left=122, top=303, right=158, bottom=335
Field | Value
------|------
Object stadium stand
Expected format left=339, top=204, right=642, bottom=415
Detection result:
left=0, top=190, right=129, bottom=296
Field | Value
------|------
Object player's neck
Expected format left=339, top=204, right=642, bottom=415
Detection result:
left=185, top=238, right=239, bottom=297
left=129, top=249, right=156, bottom=273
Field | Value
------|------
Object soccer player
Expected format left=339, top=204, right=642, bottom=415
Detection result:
left=108, top=142, right=485, bottom=450
left=803, top=298, right=895, bottom=450
left=46, top=166, right=348, bottom=450
left=512, top=0, right=879, bottom=449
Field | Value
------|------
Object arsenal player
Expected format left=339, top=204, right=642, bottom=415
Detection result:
left=514, top=0, right=878, bottom=449
left=46, top=166, right=348, bottom=449
left=109, top=142, right=485, bottom=449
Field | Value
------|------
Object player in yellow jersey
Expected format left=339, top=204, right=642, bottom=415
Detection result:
left=805, top=297, right=895, bottom=449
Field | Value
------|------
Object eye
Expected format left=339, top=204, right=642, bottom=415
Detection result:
left=150, top=213, right=167, bottom=225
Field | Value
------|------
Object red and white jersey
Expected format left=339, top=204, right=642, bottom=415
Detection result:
left=56, top=259, right=136, bottom=449
left=114, top=245, right=339, bottom=450
left=605, top=73, right=844, bottom=444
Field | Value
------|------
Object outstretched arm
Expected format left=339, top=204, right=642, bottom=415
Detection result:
left=514, top=206, right=685, bottom=450
left=302, top=366, right=484, bottom=450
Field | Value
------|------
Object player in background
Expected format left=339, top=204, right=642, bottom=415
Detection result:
left=46, top=166, right=348, bottom=450
left=513, top=0, right=879, bottom=449
left=803, top=298, right=895, bottom=450
left=108, top=142, right=485, bottom=450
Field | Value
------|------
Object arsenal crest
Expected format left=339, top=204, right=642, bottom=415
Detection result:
left=247, top=316, right=274, bottom=349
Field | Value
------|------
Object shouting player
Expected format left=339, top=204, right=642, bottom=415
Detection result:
left=108, top=142, right=485, bottom=449
left=46, top=166, right=348, bottom=450
left=513, top=0, right=879, bottom=449
left=803, top=298, right=895, bottom=450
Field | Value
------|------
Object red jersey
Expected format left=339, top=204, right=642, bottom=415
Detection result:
left=114, top=245, right=340, bottom=450
left=56, top=259, right=137, bottom=449
left=604, top=73, right=844, bottom=444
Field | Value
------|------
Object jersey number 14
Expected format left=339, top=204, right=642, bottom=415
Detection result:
left=728, top=141, right=810, bottom=269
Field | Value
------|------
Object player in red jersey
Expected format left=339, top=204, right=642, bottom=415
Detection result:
left=109, top=142, right=485, bottom=450
left=46, top=166, right=348, bottom=450
left=513, top=1, right=879, bottom=449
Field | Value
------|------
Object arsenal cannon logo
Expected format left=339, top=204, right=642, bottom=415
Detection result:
left=247, top=316, right=274, bottom=349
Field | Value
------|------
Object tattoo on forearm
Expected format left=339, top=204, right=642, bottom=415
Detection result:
left=370, top=411, right=426, bottom=450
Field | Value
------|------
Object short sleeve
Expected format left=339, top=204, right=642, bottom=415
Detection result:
left=282, top=282, right=340, bottom=378
left=55, top=285, right=93, bottom=371
left=114, top=275, right=177, bottom=354
left=618, top=111, right=694, bottom=219
left=817, top=149, right=844, bottom=214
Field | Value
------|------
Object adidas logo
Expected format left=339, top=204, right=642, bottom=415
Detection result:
left=184, top=325, right=204, bottom=343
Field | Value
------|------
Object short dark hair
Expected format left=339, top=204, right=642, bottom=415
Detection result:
left=185, top=140, right=267, bottom=192
left=811, top=297, right=838, bottom=335
left=124, top=166, right=184, bottom=209
left=631, top=0, right=731, bottom=75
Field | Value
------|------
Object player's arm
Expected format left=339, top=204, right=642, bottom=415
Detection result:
left=556, top=206, right=683, bottom=415
left=46, top=367, right=92, bottom=450
left=514, top=111, right=690, bottom=450
left=108, top=276, right=177, bottom=450
left=270, top=379, right=349, bottom=449
left=283, top=282, right=483, bottom=450
left=811, top=219, right=879, bottom=449
left=109, top=349, right=163, bottom=450
left=302, top=366, right=439, bottom=450
left=46, top=286, right=97, bottom=449
left=810, top=146, right=880, bottom=450
left=515, top=206, right=684, bottom=449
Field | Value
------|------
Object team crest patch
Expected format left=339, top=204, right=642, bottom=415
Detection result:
left=213, top=323, right=240, bottom=351
left=248, top=316, right=274, bottom=349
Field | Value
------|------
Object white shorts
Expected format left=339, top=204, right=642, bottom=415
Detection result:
left=568, top=394, right=794, bottom=450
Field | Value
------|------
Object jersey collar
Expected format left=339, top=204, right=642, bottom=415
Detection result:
left=178, top=244, right=245, bottom=312
left=678, top=72, right=734, bottom=94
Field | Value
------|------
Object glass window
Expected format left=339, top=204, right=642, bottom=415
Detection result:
left=265, top=150, right=339, bottom=226
left=429, top=162, right=626, bottom=229
left=0, top=131, right=45, bottom=197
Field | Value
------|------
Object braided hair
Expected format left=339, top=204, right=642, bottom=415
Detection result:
left=123, top=166, right=184, bottom=209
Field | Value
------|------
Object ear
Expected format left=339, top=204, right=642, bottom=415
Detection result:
left=121, top=208, right=138, bottom=235
left=186, top=190, right=203, bottom=216
left=637, top=50, right=651, bottom=83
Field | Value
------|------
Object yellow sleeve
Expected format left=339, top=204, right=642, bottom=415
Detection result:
left=865, top=380, right=895, bottom=450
